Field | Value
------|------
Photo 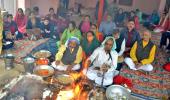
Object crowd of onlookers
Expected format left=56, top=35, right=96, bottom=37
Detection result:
left=0, top=0, right=170, bottom=85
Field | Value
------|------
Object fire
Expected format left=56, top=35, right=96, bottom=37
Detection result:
left=56, top=68, right=89, bottom=100
left=57, top=90, right=74, bottom=100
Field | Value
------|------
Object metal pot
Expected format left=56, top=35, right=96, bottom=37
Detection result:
left=32, top=50, right=51, bottom=59
left=56, top=74, right=74, bottom=85
left=33, top=65, right=54, bottom=78
left=36, top=58, right=49, bottom=66
left=106, top=85, right=131, bottom=100
left=4, top=54, right=15, bottom=70
left=23, top=57, right=35, bottom=74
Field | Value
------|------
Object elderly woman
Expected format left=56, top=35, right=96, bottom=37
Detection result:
left=124, top=29, right=156, bottom=71
left=52, top=37, right=83, bottom=71
left=84, top=37, right=119, bottom=86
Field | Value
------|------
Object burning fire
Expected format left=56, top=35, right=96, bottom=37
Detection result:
left=57, top=90, right=74, bottom=100
left=56, top=71, right=88, bottom=100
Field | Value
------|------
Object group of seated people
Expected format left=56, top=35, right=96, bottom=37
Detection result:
left=0, top=6, right=169, bottom=86
left=1, top=7, right=69, bottom=43
left=53, top=17, right=157, bottom=86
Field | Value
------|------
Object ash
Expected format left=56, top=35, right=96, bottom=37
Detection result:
left=2, top=76, right=47, bottom=100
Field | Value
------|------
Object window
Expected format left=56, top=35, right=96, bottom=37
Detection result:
left=119, top=0, right=133, bottom=6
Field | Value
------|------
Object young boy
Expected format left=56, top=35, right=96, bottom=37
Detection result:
left=113, top=29, right=125, bottom=71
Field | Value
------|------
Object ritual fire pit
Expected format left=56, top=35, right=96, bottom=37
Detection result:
left=43, top=71, right=93, bottom=100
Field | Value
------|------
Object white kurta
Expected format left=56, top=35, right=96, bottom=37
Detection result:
left=85, top=47, right=119, bottom=86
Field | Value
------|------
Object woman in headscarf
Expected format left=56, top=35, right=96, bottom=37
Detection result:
left=53, top=37, right=83, bottom=71
left=81, top=31, right=100, bottom=66
left=90, top=24, right=104, bottom=42
left=14, top=8, right=27, bottom=35
left=0, top=8, right=3, bottom=54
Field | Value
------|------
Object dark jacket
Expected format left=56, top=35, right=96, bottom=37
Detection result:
left=120, top=28, right=141, bottom=47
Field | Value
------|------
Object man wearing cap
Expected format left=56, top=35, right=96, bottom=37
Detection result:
left=52, top=37, right=82, bottom=71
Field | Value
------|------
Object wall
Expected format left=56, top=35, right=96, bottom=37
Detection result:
left=1, top=0, right=17, bottom=15
left=24, top=0, right=59, bottom=16
left=116, top=0, right=161, bottom=14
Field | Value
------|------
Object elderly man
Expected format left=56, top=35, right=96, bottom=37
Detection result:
left=124, top=29, right=156, bottom=71
left=84, top=37, right=119, bottom=86
left=52, top=37, right=82, bottom=71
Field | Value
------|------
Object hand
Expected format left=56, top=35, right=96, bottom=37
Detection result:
left=55, top=60, right=60, bottom=65
left=136, top=63, right=142, bottom=69
left=134, top=61, right=138, bottom=65
left=100, top=64, right=109, bottom=72
left=11, top=34, right=16, bottom=40
left=66, top=65, right=73, bottom=72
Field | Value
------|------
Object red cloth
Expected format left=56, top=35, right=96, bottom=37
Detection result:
left=134, top=16, right=140, bottom=30
left=81, top=21, right=91, bottom=33
left=97, top=0, right=104, bottom=27
left=113, top=75, right=133, bottom=88
left=163, top=63, right=170, bottom=72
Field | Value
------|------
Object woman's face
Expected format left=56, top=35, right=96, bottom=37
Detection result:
left=90, top=25, right=97, bottom=33
left=87, top=32, right=94, bottom=42
left=18, top=10, right=23, bottom=15
left=7, top=17, right=12, bottom=22
left=50, top=10, right=54, bottom=14
left=68, top=23, right=74, bottom=31
left=84, top=16, right=90, bottom=22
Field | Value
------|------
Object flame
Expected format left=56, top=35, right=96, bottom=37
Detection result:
left=56, top=69, right=89, bottom=100
left=74, top=84, right=80, bottom=96
left=57, top=90, right=74, bottom=100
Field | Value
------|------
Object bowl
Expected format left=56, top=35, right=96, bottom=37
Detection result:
left=106, top=85, right=131, bottom=100
left=32, top=50, right=51, bottom=59
left=33, top=65, right=54, bottom=77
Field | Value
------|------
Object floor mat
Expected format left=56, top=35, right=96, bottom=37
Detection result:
left=11, top=39, right=49, bottom=63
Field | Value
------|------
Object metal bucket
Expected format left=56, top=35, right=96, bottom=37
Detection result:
left=23, top=57, right=35, bottom=74
left=4, top=54, right=15, bottom=70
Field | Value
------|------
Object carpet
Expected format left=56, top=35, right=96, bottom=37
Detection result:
left=11, top=39, right=49, bottom=63
left=29, top=39, right=58, bottom=57
left=120, top=32, right=170, bottom=99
